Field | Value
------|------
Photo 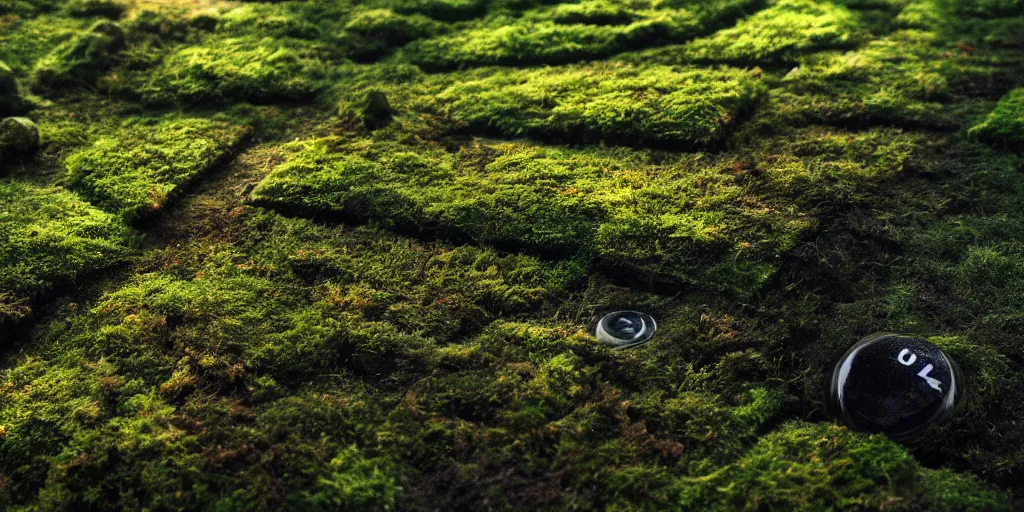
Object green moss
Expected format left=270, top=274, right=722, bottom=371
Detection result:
left=752, top=126, right=922, bottom=205
left=0, top=352, right=399, bottom=510
left=0, top=180, right=135, bottom=323
left=0, top=61, right=24, bottom=116
left=216, top=4, right=323, bottom=40
left=30, top=20, right=125, bottom=92
left=137, top=37, right=328, bottom=105
left=64, top=0, right=128, bottom=19
left=676, top=422, right=1007, bottom=510
left=251, top=135, right=808, bottom=294
left=402, top=0, right=760, bottom=69
left=770, top=31, right=954, bottom=127
left=65, top=115, right=249, bottom=223
left=437, top=63, right=765, bottom=148
left=2, top=0, right=1024, bottom=508
left=0, top=116, right=39, bottom=166
left=969, top=88, right=1024, bottom=149
left=51, top=269, right=368, bottom=389
left=680, top=0, right=864, bottom=65
left=386, top=0, right=489, bottom=22
left=340, top=8, right=442, bottom=60
left=940, top=0, right=1024, bottom=17
left=0, top=0, right=62, bottom=17
left=0, top=15, right=95, bottom=73
left=361, top=90, right=395, bottom=130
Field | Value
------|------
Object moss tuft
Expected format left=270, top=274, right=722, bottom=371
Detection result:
left=0, top=180, right=135, bottom=324
left=30, top=20, right=125, bottom=92
left=362, top=90, right=395, bottom=130
left=251, top=136, right=809, bottom=294
left=0, top=61, right=25, bottom=116
left=65, top=115, right=250, bottom=223
left=969, top=88, right=1024, bottom=150
left=680, top=0, right=864, bottom=65
left=64, top=0, right=128, bottom=19
left=137, top=37, right=328, bottom=105
left=402, top=0, right=760, bottom=69
left=340, top=8, right=441, bottom=60
left=0, top=116, right=40, bottom=165
left=437, top=63, right=765, bottom=148
left=677, top=422, right=1008, bottom=510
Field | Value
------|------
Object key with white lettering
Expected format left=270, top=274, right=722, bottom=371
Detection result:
left=829, top=333, right=961, bottom=439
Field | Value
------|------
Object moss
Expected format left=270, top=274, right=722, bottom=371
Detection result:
left=386, top=0, right=489, bottom=22
left=0, top=180, right=135, bottom=323
left=216, top=5, right=324, bottom=40
left=752, top=126, right=923, bottom=205
left=362, top=91, right=395, bottom=130
left=30, top=19, right=125, bottom=92
left=340, top=9, right=442, bottom=60
left=676, top=422, right=1007, bottom=510
left=402, top=0, right=760, bottom=69
left=0, top=116, right=39, bottom=164
left=679, top=0, right=864, bottom=65
left=0, top=0, right=62, bottom=17
left=64, top=0, right=128, bottom=19
left=65, top=115, right=250, bottom=223
left=251, top=136, right=808, bottom=294
left=137, top=37, right=328, bottom=105
left=437, top=63, right=765, bottom=148
left=969, top=88, right=1024, bottom=150
left=770, top=31, right=955, bottom=128
left=0, top=15, right=95, bottom=73
left=0, top=61, right=24, bottom=116
left=940, top=0, right=1024, bottom=17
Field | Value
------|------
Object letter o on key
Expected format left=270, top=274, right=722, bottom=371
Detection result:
left=829, top=333, right=962, bottom=439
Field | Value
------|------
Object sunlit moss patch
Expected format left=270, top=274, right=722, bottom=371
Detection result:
left=0, top=180, right=135, bottom=323
left=251, top=135, right=810, bottom=294
left=680, top=0, right=864, bottom=65
left=436, top=63, right=765, bottom=148
left=136, top=37, right=329, bottom=105
left=65, top=115, right=250, bottom=223
left=402, top=0, right=761, bottom=69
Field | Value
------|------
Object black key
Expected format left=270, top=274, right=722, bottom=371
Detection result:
left=829, top=333, right=961, bottom=438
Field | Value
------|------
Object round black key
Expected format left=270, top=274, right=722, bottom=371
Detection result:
left=592, top=311, right=657, bottom=349
left=829, top=333, right=961, bottom=438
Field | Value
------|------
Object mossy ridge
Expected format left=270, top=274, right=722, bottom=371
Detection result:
left=377, top=316, right=796, bottom=510
left=0, top=0, right=62, bottom=18
left=969, top=88, right=1024, bottom=150
left=0, top=355, right=399, bottom=510
left=674, top=422, right=1007, bottom=510
left=31, top=211, right=582, bottom=393
left=0, top=15, right=96, bottom=75
left=134, top=35, right=330, bottom=106
left=400, top=0, right=764, bottom=70
left=30, top=19, right=125, bottom=93
left=768, top=31, right=957, bottom=129
left=785, top=135, right=1024, bottom=491
left=2, top=209, right=583, bottom=508
left=436, top=63, right=766, bottom=149
left=65, top=114, right=250, bottom=224
left=0, top=179, right=136, bottom=326
left=0, top=60, right=26, bottom=116
left=249, top=133, right=813, bottom=296
left=678, top=0, right=866, bottom=66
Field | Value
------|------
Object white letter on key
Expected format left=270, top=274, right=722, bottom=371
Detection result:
left=918, top=364, right=943, bottom=392
left=897, top=348, right=917, bottom=366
